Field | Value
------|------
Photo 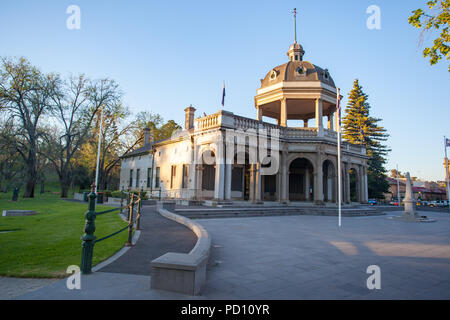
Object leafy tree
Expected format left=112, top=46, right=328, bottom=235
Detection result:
left=0, top=118, right=26, bottom=192
left=390, top=169, right=405, bottom=178
left=0, top=57, right=57, bottom=197
left=408, top=0, right=450, bottom=71
left=342, top=79, right=391, bottom=199
left=42, top=75, right=121, bottom=197
left=134, top=111, right=181, bottom=143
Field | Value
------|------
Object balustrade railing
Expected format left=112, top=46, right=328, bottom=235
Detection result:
left=193, top=112, right=364, bottom=153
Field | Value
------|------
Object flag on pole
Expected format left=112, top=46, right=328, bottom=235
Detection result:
left=336, top=88, right=341, bottom=127
left=446, top=138, right=450, bottom=147
left=221, top=81, right=226, bottom=107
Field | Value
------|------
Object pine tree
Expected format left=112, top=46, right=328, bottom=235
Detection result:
left=342, top=79, right=391, bottom=199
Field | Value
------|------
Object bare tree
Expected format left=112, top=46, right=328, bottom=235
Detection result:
left=0, top=57, right=57, bottom=197
left=43, top=75, right=121, bottom=197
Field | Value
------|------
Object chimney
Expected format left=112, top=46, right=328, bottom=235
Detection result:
left=143, top=127, right=150, bottom=145
left=184, top=105, right=196, bottom=130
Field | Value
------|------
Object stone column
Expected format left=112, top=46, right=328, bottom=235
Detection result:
left=254, top=163, right=262, bottom=203
left=196, top=165, right=203, bottom=200
left=280, top=98, right=287, bottom=127
left=315, top=99, right=323, bottom=131
left=305, top=169, right=310, bottom=201
left=314, top=157, right=324, bottom=204
left=359, top=165, right=364, bottom=203
left=224, top=163, right=232, bottom=200
left=327, top=114, right=334, bottom=131
left=364, top=166, right=369, bottom=203
left=279, top=151, right=288, bottom=203
left=345, top=163, right=351, bottom=203
left=214, top=163, right=225, bottom=201
left=257, top=106, right=263, bottom=121
left=249, top=163, right=256, bottom=203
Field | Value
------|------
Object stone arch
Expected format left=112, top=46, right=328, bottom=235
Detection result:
left=288, top=157, right=314, bottom=201
left=286, top=153, right=317, bottom=173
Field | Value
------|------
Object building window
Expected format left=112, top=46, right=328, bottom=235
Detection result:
left=269, top=70, right=277, bottom=80
left=136, top=169, right=140, bottom=188
left=155, top=167, right=160, bottom=188
left=296, top=66, right=305, bottom=75
left=170, top=165, right=177, bottom=189
left=147, top=168, right=152, bottom=188
left=182, top=164, right=189, bottom=189
left=129, top=169, right=133, bottom=188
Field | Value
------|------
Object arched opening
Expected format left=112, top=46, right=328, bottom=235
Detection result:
left=230, top=152, right=250, bottom=200
left=201, top=150, right=215, bottom=199
left=349, top=168, right=359, bottom=202
left=289, top=158, right=314, bottom=201
left=261, top=156, right=278, bottom=201
left=322, top=160, right=336, bottom=202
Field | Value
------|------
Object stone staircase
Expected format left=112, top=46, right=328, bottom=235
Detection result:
left=174, top=205, right=401, bottom=219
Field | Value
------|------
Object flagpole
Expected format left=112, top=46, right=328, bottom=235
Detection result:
left=396, top=164, right=401, bottom=207
left=337, top=88, right=342, bottom=227
left=94, top=106, right=103, bottom=193
left=221, top=80, right=225, bottom=108
left=445, top=136, right=450, bottom=213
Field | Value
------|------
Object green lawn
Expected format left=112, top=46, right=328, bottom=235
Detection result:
left=0, top=192, right=128, bottom=278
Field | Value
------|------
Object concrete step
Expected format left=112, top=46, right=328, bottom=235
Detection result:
left=174, top=206, right=393, bottom=219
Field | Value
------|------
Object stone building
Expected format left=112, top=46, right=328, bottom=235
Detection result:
left=119, top=40, right=369, bottom=205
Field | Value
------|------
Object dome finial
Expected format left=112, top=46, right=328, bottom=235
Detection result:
left=292, top=8, right=297, bottom=43
left=287, top=9, right=304, bottom=61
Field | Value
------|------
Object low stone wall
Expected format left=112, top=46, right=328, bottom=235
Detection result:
left=2, top=210, right=37, bottom=217
left=150, top=202, right=211, bottom=295
left=106, top=197, right=122, bottom=205
left=73, top=192, right=85, bottom=201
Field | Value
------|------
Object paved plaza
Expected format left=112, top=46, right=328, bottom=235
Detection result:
left=7, top=208, right=450, bottom=300
left=200, top=210, right=450, bottom=299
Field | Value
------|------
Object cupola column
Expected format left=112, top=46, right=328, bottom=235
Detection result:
left=327, top=114, right=334, bottom=131
left=280, top=98, right=287, bottom=127
left=257, top=106, right=263, bottom=121
left=315, top=99, right=323, bottom=131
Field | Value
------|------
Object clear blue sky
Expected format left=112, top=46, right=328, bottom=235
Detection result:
left=1, top=0, right=449, bottom=181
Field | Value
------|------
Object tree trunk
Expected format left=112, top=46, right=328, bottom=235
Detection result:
left=60, top=173, right=71, bottom=198
left=23, top=156, right=37, bottom=198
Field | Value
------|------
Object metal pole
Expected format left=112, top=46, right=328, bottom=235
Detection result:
left=337, top=88, right=342, bottom=227
left=445, top=136, right=450, bottom=213
left=81, top=185, right=97, bottom=274
left=136, top=188, right=142, bottom=230
left=94, top=107, right=103, bottom=194
left=396, top=164, right=401, bottom=207
left=126, top=193, right=134, bottom=246
left=120, top=186, right=124, bottom=215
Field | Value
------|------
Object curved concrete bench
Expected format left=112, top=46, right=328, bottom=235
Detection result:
left=150, top=202, right=211, bottom=295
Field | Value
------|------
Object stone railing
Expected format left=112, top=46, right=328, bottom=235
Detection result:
left=283, top=127, right=318, bottom=138
left=193, top=111, right=365, bottom=154
left=324, top=128, right=337, bottom=139
left=194, top=112, right=221, bottom=131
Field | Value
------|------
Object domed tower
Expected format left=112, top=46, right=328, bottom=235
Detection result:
left=254, top=38, right=339, bottom=132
